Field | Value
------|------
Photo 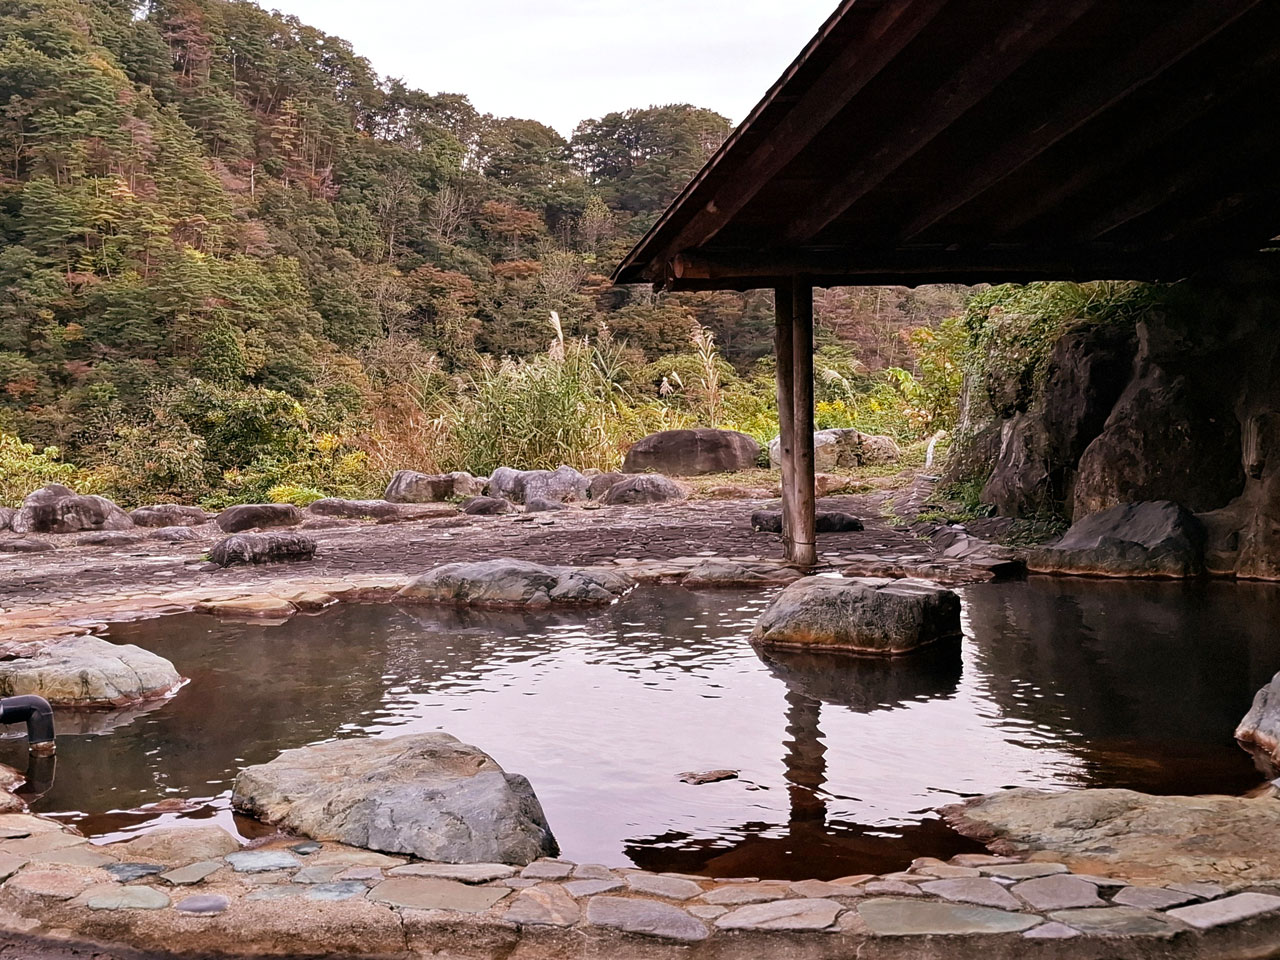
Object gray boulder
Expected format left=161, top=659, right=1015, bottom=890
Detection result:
left=397, top=559, right=633, bottom=607
left=306, top=498, right=401, bottom=520
left=209, top=532, right=316, bottom=567
left=384, top=470, right=485, bottom=503
left=751, top=576, right=962, bottom=656
left=623, top=429, right=760, bottom=476
left=768, top=429, right=899, bottom=473
left=750, top=509, right=864, bottom=533
left=0, top=635, right=183, bottom=707
left=488, top=466, right=588, bottom=504
left=462, top=496, right=515, bottom=515
left=130, top=504, right=209, bottom=528
left=1026, top=500, right=1204, bottom=577
left=11, top=484, right=134, bottom=534
left=231, top=733, right=558, bottom=865
left=587, top=472, right=625, bottom=500
left=599, top=474, right=688, bottom=506
left=0, top=538, right=52, bottom=553
left=215, top=503, right=303, bottom=533
left=148, top=526, right=204, bottom=543
left=1236, top=673, right=1280, bottom=778
left=0, top=506, right=13, bottom=530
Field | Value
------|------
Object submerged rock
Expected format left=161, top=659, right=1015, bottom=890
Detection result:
left=623, top=428, right=761, bottom=476
left=231, top=733, right=558, bottom=865
left=750, top=509, right=864, bottom=533
left=599, top=474, right=688, bottom=505
left=1236, top=672, right=1280, bottom=778
left=130, top=504, right=209, bottom=528
left=11, top=484, right=133, bottom=535
left=0, top=636, right=182, bottom=707
left=751, top=576, right=961, bottom=656
left=384, top=470, right=485, bottom=503
left=396, top=559, right=633, bottom=607
left=209, top=532, right=316, bottom=566
left=1026, top=500, right=1204, bottom=577
left=215, top=503, right=303, bottom=533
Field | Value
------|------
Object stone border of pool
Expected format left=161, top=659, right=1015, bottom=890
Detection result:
left=3, top=810, right=1280, bottom=960
left=4, top=559, right=1280, bottom=959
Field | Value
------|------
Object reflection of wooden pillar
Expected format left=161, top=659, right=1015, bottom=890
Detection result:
left=783, top=688, right=827, bottom=824
left=791, top=279, right=817, bottom=567
left=774, top=284, right=796, bottom=556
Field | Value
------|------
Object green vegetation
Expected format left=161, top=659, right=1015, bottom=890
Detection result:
left=0, top=0, right=969, bottom=507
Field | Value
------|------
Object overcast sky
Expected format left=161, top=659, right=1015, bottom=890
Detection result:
left=267, top=1, right=836, bottom=135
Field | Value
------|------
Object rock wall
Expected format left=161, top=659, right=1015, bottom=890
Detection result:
left=950, top=258, right=1280, bottom=579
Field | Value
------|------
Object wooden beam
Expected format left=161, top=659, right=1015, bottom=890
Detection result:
left=652, top=0, right=950, bottom=265
left=790, top=279, right=817, bottom=568
left=671, top=248, right=1170, bottom=283
left=781, top=0, right=1101, bottom=246
left=1079, top=114, right=1280, bottom=243
left=774, top=283, right=796, bottom=558
left=986, top=19, right=1280, bottom=238
left=895, top=0, right=1262, bottom=243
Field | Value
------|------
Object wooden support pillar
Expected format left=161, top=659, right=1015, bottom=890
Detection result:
left=791, top=278, right=817, bottom=567
left=774, top=284, right=796, bottom=557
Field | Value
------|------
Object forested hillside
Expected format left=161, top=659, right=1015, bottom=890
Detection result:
left=0, top=0, right=964, bottom=506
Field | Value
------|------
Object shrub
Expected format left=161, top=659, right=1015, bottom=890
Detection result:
left=0, top=434, right=85, bottom=506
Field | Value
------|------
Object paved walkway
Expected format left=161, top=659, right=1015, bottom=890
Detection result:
left=1, top=812, right=1279, bottom=959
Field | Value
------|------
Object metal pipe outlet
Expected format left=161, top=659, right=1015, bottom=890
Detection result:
left=0, top=695, right=56, bottom=756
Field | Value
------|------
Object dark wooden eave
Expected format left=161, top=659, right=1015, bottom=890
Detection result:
left=613, top=0, right=1280, bottom=291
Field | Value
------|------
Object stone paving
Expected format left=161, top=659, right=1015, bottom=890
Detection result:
left=2, top=813, right=1280, bottom=959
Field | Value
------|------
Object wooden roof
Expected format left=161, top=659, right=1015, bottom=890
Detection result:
left=614, top=0, right=1280, bottom=291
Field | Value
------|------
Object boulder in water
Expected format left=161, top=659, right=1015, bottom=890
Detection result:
left=1236, top=672, right=1280, bottom=778
left=231, top=733, right=558, bottom=865
left=751, top=576, right=961, bottom=656
left=1026, top=500, right=1204, bottom=577
left=0, top=635, right=183, bottom=707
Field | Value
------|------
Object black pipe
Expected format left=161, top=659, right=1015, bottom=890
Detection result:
left=0, top=695, right=55, bottom=755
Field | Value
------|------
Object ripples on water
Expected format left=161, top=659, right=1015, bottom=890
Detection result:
left=7, top=578, right=1278, bottom=879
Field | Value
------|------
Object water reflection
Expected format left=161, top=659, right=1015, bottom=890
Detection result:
left=1, top=579, right=1273, bottom=879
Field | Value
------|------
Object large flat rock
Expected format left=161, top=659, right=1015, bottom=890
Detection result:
left=1026, top=500, right=1205, bottom=577
left=231, top=733, right=558, bottom=865
left=0, top=636, right=183, bottom=707
left=751, top=576, right=961, bottom=656
left=944, top=787, right=1280, bottom=886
